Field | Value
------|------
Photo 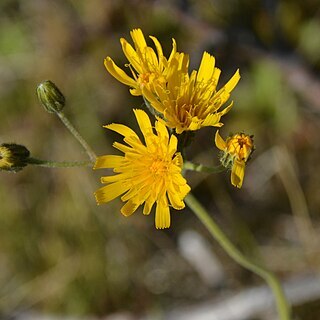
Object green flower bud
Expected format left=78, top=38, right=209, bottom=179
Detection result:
left=0, top=143, right=30, bottom=172
left=36, top=80, right=65, bottom=113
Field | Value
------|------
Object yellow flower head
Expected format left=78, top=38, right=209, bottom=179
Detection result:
left=104, top=28, right=177, bottom=96
left=215, top=131, right=254, bottom=188
left=94, top=109, right=191, bottom=229
left=142, top=52, right=240, bottom=134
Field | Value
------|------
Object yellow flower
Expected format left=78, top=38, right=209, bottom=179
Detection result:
left=215, top=131, right=254, bottom=188
left=104, top=28, right=177, bottom=96
left=142, top=51, right=240, bottom=134
left=94, top=109, right=191, bottom=229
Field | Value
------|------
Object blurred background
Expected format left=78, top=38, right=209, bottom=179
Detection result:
left=1, top=0, right=320, bottom=319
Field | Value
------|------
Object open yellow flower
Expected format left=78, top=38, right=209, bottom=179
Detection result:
left=215, top=131, right=254, bottom=188
left=142, top=51, right=240, bottom=134
left=104, top=28, right=177, bottom=96
left=94, top=109, right=191, bottom=229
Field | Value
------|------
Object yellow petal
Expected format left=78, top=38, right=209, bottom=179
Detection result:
left=150, top=36, right=163, bottom=65
left=172, top=152, right=183, bottom=168
left=215, top=130, right=226, bottom=151
left=121, top=187, right=138, bottom=202
left=130, top=28, right=147, bottom=51
left=201, top=113, right=221, bottom=127
left=215, top=69, right=240, bottom=105
left=141, top=86, right=166, bottom=113
left=143, top=195, right=156, bottom=215
left=121, top=199, right=140, bottom=217
left=94, top=181, right=129, bottom=204
left=101, top=172, right=130, bottom=184
left=179, top=183, right=191, bottom=198
left=231, top=159, right=245, bottom=188
left=219, top=101, right=233, bottom=116
left=145, top=47, right=159, bottom=71
left=119, top=38, right=143, bottom=74
left=213, top=67, right=221, bottom=87
left=175, top=125, right=185, bottom=135
left=119, top=176, right=151, bottom=202
left=168, top=190, right=185, bottom=210
left=104, top=57, right=137, bottom=88
left=188, top=117, right=202, bottom=131
left=94, top=155, right=125, bottom=169
left=224, top=69, right=240, bottom=93
left=197, top=52, right=215, bottom=83
left=105, top=123, right=139, bottom=139
left=124, top=135, right=145, bottom=150
left=113, top=142, right=133, bottom=154
left=155, top=119, right=169, bottom=144
left=155, top=200, right=170, bottom=229
left=177, top=52, right=190, bottom=73
left=129, top=87, right=142, bottom=96
left=155, top=83, right=171, bottom=104
left=133, top=109, right=153, bottom=143
left=168, top=134, right=178, bottom=157
left=167, top=38, right=177, bottom=62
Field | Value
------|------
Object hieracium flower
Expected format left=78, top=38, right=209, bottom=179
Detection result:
left=0, top=143, right=30, bottom=172
left=142, top=51, right=240, bottom=134
left=215, top=131, right=254, bottom=188
left=104, top=28, right=177, bottom=96
left=94, top=109, right=191, bottom=229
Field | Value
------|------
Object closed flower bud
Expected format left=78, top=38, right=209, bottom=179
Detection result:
left=0, top=143, right=30, bottom=172
left=36, top=80, right=65, bottom=113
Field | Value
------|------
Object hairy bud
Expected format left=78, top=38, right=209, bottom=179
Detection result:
left=36, top=80, right=65, bottom=113
left=0, top=143, right=30, bottom=172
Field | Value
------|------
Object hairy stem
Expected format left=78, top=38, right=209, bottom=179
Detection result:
left=184, top=161, right=226, bottom=174
left=56, top=111, right=97, bottom=162
left=27, top=158, right=93, bottom=168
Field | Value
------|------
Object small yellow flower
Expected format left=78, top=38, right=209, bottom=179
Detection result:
left=104, top=28, right=177, bottom=96
left=94, top=109, right=191, bottom=229
left=215, top=131, right=254, bottom=188
left=142, top=51, right=240, bottom=134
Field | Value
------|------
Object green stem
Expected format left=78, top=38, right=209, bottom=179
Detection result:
left=27, top=157, right=93, bottom=168
left=185, top=193, right=291, bottom=320
left=184, top=161, right=226, bottom=174
left=56, top=111, right=97, bottom=162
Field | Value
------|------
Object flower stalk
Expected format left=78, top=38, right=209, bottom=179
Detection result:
left=185, top=192, right=291, bottom=320
left=56, top=111, right=97, bottom=162
left=27, top=158, right=93, bottom=168
left=184, top=161, right=226, bottom=174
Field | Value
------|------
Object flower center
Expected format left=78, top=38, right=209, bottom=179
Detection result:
left=179, top=103, right=196, bottom=123
left=149, top=158, right=169, bottom=176
left=138, top=72, right=166, bottom=90
left=227, top=134, right=253, bottom=161
left=138, top=72, right=151, bottom=85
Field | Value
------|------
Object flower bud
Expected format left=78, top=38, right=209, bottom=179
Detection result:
left=0, top=143, right=30, bottom=172
left=36, top=80, right=65, bottom=113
